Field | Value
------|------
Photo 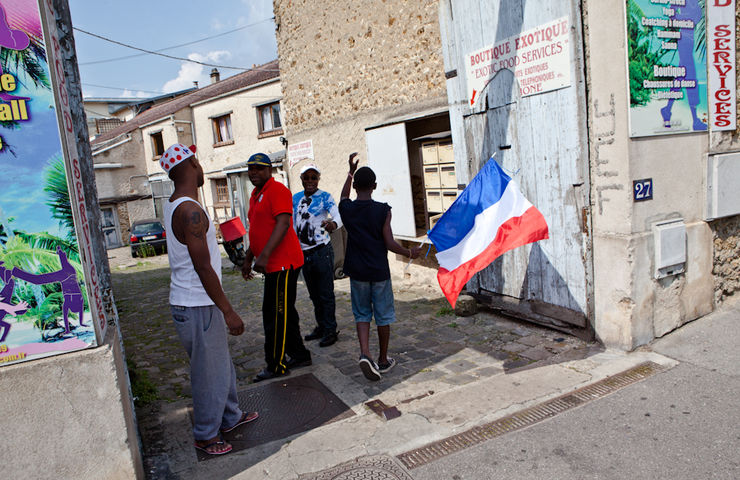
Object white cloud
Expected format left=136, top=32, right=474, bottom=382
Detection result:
left=120, top=89, right=151, bottom=99
left=162, top=51, right=232, bottom=93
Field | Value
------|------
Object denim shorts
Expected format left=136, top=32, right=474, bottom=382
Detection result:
left=350, top=278, right=396, bottom=326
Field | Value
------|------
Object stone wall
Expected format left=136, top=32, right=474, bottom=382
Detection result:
left=712, top=215, right=740, bottom=303
left=273, top=0, right=446, bottom=134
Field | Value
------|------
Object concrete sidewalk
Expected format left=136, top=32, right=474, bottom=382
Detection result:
left=108, top=248, right=733, bottom=479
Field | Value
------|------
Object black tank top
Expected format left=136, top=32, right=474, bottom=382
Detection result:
left=338, top=198, right=391, bottom=282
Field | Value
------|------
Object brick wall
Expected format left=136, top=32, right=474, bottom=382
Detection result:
left=273, top=0, right=446, bottom=134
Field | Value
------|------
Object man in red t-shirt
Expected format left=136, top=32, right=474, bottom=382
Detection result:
left=242, top=153, right=311, bottom=382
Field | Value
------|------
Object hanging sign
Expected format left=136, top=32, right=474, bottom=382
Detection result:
left=707, top=0, right=736, bottom=131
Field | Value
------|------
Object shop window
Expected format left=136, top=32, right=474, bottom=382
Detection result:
left=151, top=131, right=164, bottom=159
left=212, top=114, right=233, bottom=146
left=257, top=102, right=282, bottom=137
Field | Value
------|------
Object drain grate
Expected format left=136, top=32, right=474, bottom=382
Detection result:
left=397, top=361, right=666, bottom=469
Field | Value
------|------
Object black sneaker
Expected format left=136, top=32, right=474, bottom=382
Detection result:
left=377, top=357, right=396, bottom=374
left=285, top=356, right=312, bottom=369
left=253, top=368, right=289, bottom=383
left=319, top=331, right=339, bottom=347
left=304, top=327, right=323, bottom=341
left=359, top=355, right=381, bottom=381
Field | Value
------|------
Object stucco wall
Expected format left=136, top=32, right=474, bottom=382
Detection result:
left=0, top=324, right=139, bottom=480
left=273, top=0, right=446, bottom=135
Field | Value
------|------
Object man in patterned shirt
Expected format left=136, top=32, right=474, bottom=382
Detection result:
left=292, top=164, right=342, bottom=347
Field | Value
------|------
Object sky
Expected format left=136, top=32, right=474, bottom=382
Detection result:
left=69, top=0, right=278, bottom=99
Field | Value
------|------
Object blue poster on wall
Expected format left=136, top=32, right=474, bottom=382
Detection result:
left=627, top=0, right=708, bottom=136
left=0, top=0, right=96, bottom=366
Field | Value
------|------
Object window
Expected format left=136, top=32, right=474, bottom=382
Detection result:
left=257, top=101, right=282, bottom=136
left=151, top=131, right=164, bottom=159
left=213, top=178, right=229, bottom=204
left=212, top=114, right=233, bottom=146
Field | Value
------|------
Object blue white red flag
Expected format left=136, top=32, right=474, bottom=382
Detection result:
left=427, top=157, right=549, bottom=307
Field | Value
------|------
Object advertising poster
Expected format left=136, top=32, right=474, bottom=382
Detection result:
left=0, top=0, right=96, bottom=366
left=465, top=16, right=572, bottom=106
left=627, top=0, right=708, bottom=136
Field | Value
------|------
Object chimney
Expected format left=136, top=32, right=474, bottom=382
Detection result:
left=193, top=81, right=199, bottom=88
left=210, top=68, right=220, bottom=84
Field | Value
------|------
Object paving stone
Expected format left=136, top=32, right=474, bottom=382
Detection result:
left=443, top=359, right=477, bottom=374
left=503, top=358, right=534, bottom=370
left=432, top=342, right=464, bottom=356
left=441, top=374, right=477, bottom=386
left=408, top=369, right=445, bottom=383
left=501, top=342, right=529, bottom=353
left=520, top=347, right=553, bottom=361
left=518, top=334, right=545, bottom=347
left=473, top=366, right=504, bottom=377
left=404, top=349, right=436, bottom=361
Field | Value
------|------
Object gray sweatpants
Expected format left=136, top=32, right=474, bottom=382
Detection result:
left=171, top=305, right=242, bottom=441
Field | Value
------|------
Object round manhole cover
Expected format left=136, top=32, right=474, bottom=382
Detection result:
left=301, top=455, right=412, bottom=480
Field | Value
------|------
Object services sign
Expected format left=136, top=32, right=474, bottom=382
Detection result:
left=707, top=0, right=736, bottom=131
left=465, top=16, right=572, bottom=106
left=288, top=139, right=314, bottom=169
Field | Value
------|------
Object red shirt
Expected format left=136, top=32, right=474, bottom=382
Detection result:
left=248, top=177, right=304, bottom=272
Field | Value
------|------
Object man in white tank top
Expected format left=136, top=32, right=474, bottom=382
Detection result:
left=160, top=143, right=257, bottom=456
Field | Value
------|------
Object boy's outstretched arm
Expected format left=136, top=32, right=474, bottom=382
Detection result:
left=340, top=152, right=359, bottom=200
left=382, top=210, right=422, bottom=259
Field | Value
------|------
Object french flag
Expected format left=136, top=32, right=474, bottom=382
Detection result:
left=428, top=157, right=549, bottom=307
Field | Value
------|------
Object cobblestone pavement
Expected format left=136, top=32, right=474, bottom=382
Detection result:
left=108, top=247, right=600, bottom=476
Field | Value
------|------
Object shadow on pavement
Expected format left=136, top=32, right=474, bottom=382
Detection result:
left=111, top=260, right=602, bottom=478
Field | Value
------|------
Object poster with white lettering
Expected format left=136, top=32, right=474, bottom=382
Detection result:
left=0, top=0, right=97, bottom=367
left=465, top=17, right=572, bottom=107
left=627, top=0, right=708, bottom=136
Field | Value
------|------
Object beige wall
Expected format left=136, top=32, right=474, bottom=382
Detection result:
left=141, top=114, right=193, bottom=178
left=0, top=328, right=142, bottom=479
left=583, top=0, right=716, bottom=349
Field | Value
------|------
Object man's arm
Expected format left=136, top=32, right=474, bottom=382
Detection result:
left=340, top=152, right=359, bottom=200
left=175, top=203, right=244, bottom=335
left=253, top=213, right=291, bottom=274
left=382, top=210, right=422, bottom=259
left=321, top=195, right=342, bottom=233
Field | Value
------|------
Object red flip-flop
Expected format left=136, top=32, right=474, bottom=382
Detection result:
left=221, top=411, right=259, bottom=433
left=194, top=439, right=232, bottom=456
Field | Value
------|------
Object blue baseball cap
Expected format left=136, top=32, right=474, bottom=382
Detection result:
left=247, top=152, right=271, bottom=167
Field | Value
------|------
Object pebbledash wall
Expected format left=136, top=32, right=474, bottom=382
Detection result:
left=273, top=0, right=448, bottom=285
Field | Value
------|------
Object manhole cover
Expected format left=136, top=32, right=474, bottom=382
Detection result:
left=195, top=373, right=354, bottom=461
left=299, top=455, right=413, bottom=480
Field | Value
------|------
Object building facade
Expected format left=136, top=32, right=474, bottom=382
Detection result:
left=273, top=0, right=740, bottom=349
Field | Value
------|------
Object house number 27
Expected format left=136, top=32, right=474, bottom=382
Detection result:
left=633, top=178, right=653, bottom=202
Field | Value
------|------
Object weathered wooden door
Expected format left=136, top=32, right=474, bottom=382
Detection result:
left=439, top=0, right=592, bottom=333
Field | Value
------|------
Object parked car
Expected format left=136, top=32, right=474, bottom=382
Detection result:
left=130, top=219, right=166, bottom=257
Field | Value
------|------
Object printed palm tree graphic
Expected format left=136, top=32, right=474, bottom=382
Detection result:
left=0, top=0, right=49, bottom=155
left=0, top=156, right=87, bottom=341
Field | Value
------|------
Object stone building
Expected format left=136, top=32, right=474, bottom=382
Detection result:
left=273, top=0, right=740, bottom=349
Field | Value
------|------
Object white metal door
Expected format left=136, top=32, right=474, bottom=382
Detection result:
left=365, top=124, right=416, bottom=237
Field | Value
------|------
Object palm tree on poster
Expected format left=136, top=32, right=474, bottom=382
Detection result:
left=0, top=0, right=50, bottom=154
